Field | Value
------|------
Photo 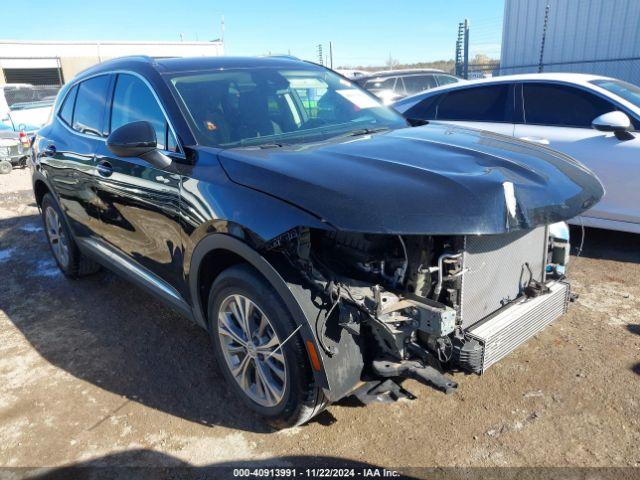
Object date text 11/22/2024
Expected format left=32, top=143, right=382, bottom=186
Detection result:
left=232, top=468, right=401, bottom=477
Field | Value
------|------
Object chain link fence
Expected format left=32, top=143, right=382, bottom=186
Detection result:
left=462, top=58, right=640, bottom=86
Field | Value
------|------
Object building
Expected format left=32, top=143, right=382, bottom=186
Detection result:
left=500, top=0, right=640, bottom=84
left=0, top=40, right=224, bottom=87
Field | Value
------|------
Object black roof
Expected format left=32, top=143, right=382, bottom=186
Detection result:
left=77, top=55, right=318, bottom=79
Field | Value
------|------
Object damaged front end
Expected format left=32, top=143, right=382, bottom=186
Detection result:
left=263, top=224, right=572, bottom=402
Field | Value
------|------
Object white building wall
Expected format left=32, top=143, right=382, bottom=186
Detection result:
left=0, top=40, right=224, bottom=85
left=500, top=0, right=640, bottom=84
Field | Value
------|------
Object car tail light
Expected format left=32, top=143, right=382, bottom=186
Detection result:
left=19, top=130, right=30, bottom=148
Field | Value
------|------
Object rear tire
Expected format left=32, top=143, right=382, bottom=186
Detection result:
left=41, top=193, right=101, bottom=278
left=207, top=264, right=326, bottom=428
left=0, top=161, right=12, bottom=175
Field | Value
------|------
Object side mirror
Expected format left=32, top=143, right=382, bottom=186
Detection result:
left=107, top=121, right=171, bottom=168
left=592, top=111, right=635, bottom=141
left=407, top=118, right=429, bottom=127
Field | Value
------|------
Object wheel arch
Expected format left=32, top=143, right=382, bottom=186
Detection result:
left=189, top=233, right=330, bottom=390
left=33, top=178, right=51, bottom=208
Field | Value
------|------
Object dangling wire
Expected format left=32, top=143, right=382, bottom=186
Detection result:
left=265, top=323, right=303, bottom=360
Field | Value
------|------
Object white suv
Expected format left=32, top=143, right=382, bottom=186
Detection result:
left=393, top=73, right=640, bottom=234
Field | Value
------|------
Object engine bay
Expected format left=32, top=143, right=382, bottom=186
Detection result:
left=263, top=225, right=570, bottom=398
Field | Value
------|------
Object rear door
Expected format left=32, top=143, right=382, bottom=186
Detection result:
left=92, top=73, right=184, bottom=290
left=515, top=82, right=640, bottom=225
left=402, top=74, right=438, bottom=96
left=38, top=75, right=112, bottom=238
left=431, top=83, right=516, bottom=136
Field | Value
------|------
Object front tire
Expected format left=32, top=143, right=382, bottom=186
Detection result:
left=41, top=193, right=101, bottom=278
left=207, top=264, right=326, bottom=428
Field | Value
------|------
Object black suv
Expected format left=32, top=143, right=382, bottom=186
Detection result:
left=32, top=56, right=602, bottom=427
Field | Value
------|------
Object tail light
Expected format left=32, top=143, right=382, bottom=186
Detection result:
left=19, top=130, right=30, bottom=148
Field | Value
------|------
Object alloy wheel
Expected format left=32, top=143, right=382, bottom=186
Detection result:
left=45, top=206, right=70, bottom=268
left=217, top=294, right=287, bottom=407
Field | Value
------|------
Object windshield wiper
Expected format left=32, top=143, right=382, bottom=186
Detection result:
left=258, top=142, right=288, bottom=149
left=345, top=127, right=390, bottom=137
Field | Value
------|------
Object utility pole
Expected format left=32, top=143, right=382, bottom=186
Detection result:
left=317, top=44, right=324, bottom=65
left=329, top=41, right=333, bottom=69
left=538, top=2, right=550, bottom=72
left=463, top=19, right=470, bottom=79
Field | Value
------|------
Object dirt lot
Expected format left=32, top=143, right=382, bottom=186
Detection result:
left=0, top=166, right=639, bottom=477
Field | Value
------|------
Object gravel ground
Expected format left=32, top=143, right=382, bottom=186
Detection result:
left=0, top=166, right=639, bottom=478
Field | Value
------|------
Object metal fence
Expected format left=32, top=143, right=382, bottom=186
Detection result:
left=462, top=58, right=640, bottom=86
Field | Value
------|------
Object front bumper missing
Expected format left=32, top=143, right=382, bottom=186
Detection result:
left=466, top=281, right=570, bottom=373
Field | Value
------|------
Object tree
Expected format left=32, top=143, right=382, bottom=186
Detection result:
left=385, top=53, right=400, bottom=70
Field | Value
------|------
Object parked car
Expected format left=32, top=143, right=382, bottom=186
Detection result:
left=393, top=73, right=640, bottom=233
left=31, top=56, right=602, bottom=427
left=1, top=84, right=57, bottom=129
left=356, top=69, right=463, bottom=104
left=0, top=113, right=37, bottom=173
left=335, top=69, right=368, bottom=79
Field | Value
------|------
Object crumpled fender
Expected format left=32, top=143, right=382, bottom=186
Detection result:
left=189, top=233, right=365, bottom=400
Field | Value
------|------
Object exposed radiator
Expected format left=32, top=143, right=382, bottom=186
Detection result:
left=466, top=281, right=570, bottom=372
left=460, top=227, right=548, bottom=328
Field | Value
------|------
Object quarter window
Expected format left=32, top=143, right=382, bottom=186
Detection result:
left=73, top=75, right=110, bottom=136
left=523, top=83, right=616, bottom=128
left=111, top=74, right=175, bottom=150
left=59, top=85, right=78, bottom=126
left=435, top=75, right=458, bottom=86
left=437, top=85, right=510, bottom=122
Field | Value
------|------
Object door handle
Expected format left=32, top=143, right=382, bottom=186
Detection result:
left=518, top=136, right=550, bottom=145
left=97, top=160, right=113, bottom=177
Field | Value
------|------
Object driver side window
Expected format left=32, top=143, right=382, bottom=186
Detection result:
left=110, top=74, right=177, bottom=151
left=522, top=83, right=617, bottom=128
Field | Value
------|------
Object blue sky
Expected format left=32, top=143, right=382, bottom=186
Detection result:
left=2, top=0, right=504, bottom=66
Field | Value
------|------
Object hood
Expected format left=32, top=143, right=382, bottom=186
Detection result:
left=217, top=123, right=604, bottom=235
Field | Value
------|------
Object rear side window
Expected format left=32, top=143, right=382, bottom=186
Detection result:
left=437, top=85, right=510, bottom=122
left=435, top=75, right=458, bottom=86
left=73, top=75, right=110, bottom=136
left=523, top=83, right=617, bottom=128
left=364, top=77, right=396, bottom=91
left=58, top=85, right=78, bottom=126
left=111, top=74, right=174, bottom=150
left=403, top=75, right=437, bottom=95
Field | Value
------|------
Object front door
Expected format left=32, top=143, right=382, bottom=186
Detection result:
left=92, top=73, right=184, bottom=291
left=515, top=82, right=640, bottom=226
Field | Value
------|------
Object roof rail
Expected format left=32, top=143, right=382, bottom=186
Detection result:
left=75, top=55, right=156, bottom=77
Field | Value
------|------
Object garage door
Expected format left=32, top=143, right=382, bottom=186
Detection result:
left=3, top=67, right=64, bottom=86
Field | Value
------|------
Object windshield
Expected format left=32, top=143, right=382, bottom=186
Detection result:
left=591, top=79, right=640, bottom=109
left=168, top=67, right=407, bottom=148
